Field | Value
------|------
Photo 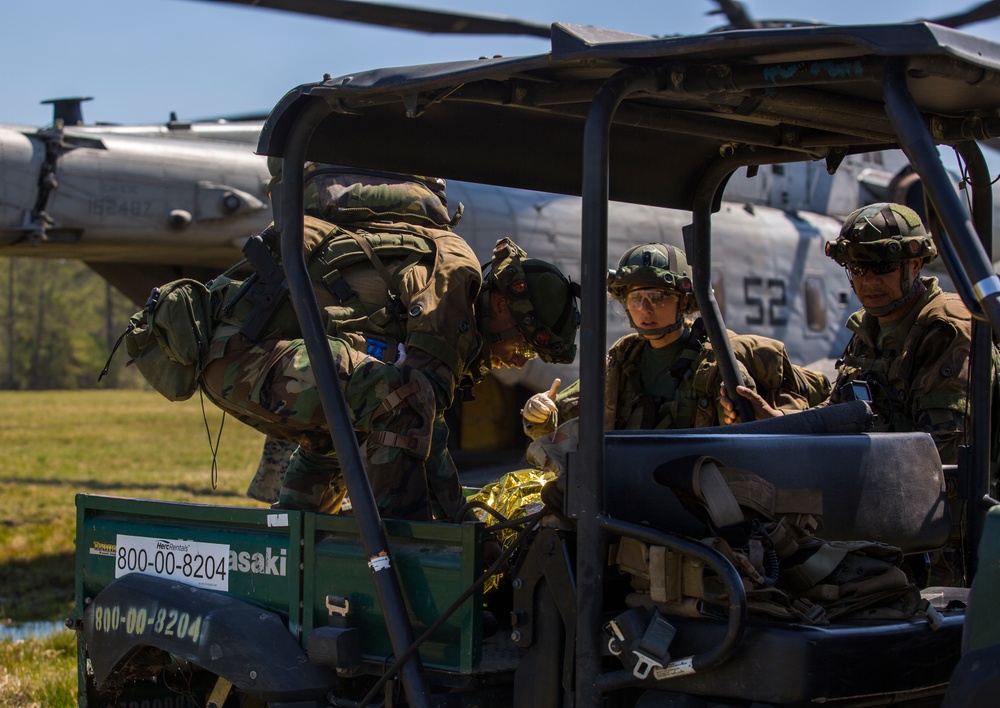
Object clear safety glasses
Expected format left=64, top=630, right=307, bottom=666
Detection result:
left=625, top=289, right=673, bottom=311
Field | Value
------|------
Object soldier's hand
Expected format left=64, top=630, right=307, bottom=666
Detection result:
left=522, top=378, right=561, bottom=424
left=720, top=383, right=781, bottom=424
left=719, top=383, right=739, bottom=425
left=719, top=384, right=784, bottom=425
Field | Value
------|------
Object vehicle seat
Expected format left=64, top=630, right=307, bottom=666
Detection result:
left=567, top=405, right=961, bottom=706
left=601, top=407, right=950, bottom=552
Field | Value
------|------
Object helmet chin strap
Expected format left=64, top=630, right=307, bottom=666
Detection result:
left=478, top=284, right=523, bottom=347
left=628, top=316, right=684, bottom=339
left=477, top=285, right=495, bottom=342
left=849, top=268, right=923, bottom=318
left=624, top=295, right=686, bottom=338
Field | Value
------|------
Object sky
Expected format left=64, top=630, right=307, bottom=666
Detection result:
left=3, top=0, right=1000, bottom=128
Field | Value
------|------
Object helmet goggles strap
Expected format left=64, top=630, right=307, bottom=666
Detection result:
left=879, top=203, right=902, bottom=237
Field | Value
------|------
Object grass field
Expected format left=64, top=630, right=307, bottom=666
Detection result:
left=0, top=389, right=270, bottom=706
left=0, top=631, right=76, bottom=708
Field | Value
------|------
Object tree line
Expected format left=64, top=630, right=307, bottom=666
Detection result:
left=1, top=257, right=147, bottom=390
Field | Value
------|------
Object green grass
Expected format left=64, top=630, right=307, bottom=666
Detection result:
left=0, top=389, right=267, bottom=622
left=0, top=389, right=269, bottom=706
left=0, top=631, right=76, bottom=708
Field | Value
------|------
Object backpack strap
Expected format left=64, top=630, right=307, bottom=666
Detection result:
left=342, top=227, right=399, bottom=296
left=320, top=268, right=360, bottom=304
left=610, top=335, right=648, bottom=429
left=782, top=543, right=851, bottom=592
left=691, top=457, right=745, bottom=528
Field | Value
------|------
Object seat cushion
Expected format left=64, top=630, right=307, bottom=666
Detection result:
left=601, top=430, right=950, bottom=553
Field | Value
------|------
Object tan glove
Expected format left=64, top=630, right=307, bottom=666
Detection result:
left=522, top=378, right=561, bottom=425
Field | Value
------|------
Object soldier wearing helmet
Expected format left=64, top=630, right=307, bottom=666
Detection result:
left=730, top=202, right=972, bottom=469
left=826, top=202, right=938, bottom=318
left=201, top=166, right=579, bottom=522
left=522, top=243, right=828, bottom=438
left=729, top=202, right=977, bottom=585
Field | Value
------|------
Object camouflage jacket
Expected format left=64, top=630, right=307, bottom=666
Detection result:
left=524, top=324, right=829, bottom=439
left=828, top=277, right=972, bottom=463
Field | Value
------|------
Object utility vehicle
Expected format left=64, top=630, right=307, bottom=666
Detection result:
left=74, top=19, right=1000, bottom=707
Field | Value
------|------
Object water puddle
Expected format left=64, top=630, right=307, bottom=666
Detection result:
left=0, top=620, right=69, bottom=641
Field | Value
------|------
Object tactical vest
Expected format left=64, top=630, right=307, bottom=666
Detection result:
left=218, top=215, right=444, bottom=363
left=605, top=328, right=719, bottom=430
left=834, top=280, right=968, bottom=433
left=604, top=326, right=828, bottom=431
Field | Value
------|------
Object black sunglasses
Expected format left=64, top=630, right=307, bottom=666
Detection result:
left=845, top=260, right=900, bottom=277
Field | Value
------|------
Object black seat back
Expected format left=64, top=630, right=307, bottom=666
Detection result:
left=601, top=429, right=950, bottom=553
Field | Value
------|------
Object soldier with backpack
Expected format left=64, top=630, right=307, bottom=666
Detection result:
left=202, top=165, right=580, bottom=522
left=521, top=242, right=829, bottom=439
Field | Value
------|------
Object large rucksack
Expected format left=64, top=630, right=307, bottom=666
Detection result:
left=218, top=217, right=438, bottom=363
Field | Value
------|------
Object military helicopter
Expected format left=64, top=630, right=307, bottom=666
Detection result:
left=0, top=0, right=997, bottom=386
left=0, top=95, right=857, bottom=385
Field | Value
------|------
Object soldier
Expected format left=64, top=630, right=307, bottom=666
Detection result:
left=522, top=243, right=828, bottom=439
left=726, top=203, right=980, bottom=585
left=203, top=165, right=580, bottom=521
left=727, top=203, right=972, bottom=464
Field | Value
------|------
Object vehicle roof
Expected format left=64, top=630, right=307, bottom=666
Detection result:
left=258, top=21, right=1000, bottom=211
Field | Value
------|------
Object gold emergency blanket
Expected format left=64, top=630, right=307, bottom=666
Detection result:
left=467, top=469, right=555, bottom=593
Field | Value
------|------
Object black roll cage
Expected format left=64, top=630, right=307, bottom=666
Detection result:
left=258, top=20, right=1000, bottom=706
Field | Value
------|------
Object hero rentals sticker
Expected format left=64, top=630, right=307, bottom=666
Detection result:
left=115, top=535, right=230, bottom=591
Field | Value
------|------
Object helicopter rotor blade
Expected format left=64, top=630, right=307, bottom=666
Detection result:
left=925, top=0, right=1000, bottom=29
left=706, top=0, right=756, bottom=30
left=708, top=0, right=1000, bottom=31
left=192, top=0, right=552, bottom=37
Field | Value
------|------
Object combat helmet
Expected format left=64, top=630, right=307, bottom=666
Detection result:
left=825, top=202, right=936, bottom=316
left=482, top=238, right=580, bottom=364
left=825, top=202, right=936, bottom=266
left=607, top=243, right=694, bottom=336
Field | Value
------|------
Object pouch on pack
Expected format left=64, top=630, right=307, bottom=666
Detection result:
left=122, top=279, right=215, bottom=401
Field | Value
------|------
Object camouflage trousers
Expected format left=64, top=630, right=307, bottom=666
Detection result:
left=202, top=331, right=464, bottom=522
left=245, top=436, right=297, bottom=504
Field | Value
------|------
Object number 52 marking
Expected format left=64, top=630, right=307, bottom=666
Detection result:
left=744, top=277, right=788, bottom=327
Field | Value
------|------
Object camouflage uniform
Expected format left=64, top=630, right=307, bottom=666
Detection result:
left=826, top=276, right=971, bottom=464
left=204, top=168, right=579, bottom=521
left=524, top=242, right=829, bottom=439
left=203, top=174, right=483, bottom=522
left=823, top=203, right=973, bottom=465
left=823, top=203, right=979, bottom=586
left=524, top=325, right=827, bottom=439
left=245, top=436, right=298, bottom=504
